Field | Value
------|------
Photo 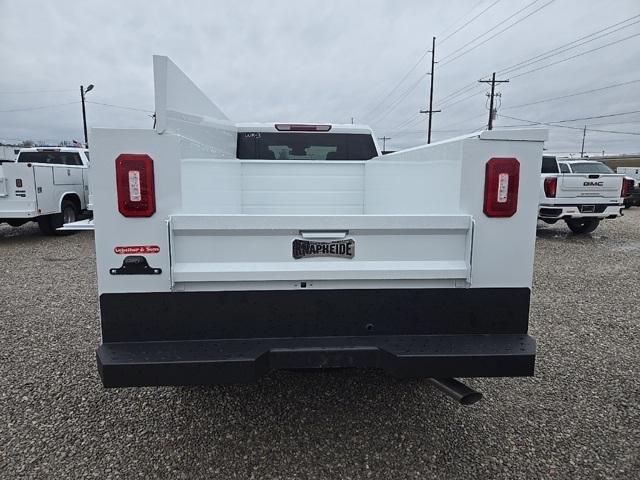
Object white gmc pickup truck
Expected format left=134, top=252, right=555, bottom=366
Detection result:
left=85, top=56, right=547, bottom=403
left=539, top=156, right=630, bottom=234
left=0, top=147, right=90, bottom=234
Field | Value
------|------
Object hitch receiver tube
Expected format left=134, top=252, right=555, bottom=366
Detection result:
left=428, top=378, right=483, bottom=405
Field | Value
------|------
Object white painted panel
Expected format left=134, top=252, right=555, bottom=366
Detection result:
left=365, top=140, right=463, bottom=214
left=241, top=161, right=364, bottom=215
left=181, top=159, right=241, bottom=214
left=173, top=260, right=468, bottom=282
left=170, top=214, right=472, bottom=287
left=153, top=55, right=237, bottom=160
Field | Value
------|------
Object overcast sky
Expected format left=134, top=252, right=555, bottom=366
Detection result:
left=1, top=0, right=639, bottom=155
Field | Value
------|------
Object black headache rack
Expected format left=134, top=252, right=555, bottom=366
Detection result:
left=97, top=288, right=536, bottom=388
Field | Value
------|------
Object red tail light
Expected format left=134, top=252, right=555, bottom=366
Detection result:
left=115, top=154, right=155, bottom=217
left=544, top=177, right=557, bottom=198
left=621, top=178, right=633, bottom=197
left=15, top=179, right=22, bottom=188
left=483, top=158, right=520, bottom=218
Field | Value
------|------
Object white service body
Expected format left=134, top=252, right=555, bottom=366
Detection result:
left=90, top=56, right=546, bottom=388
left=0, top=148, right=90, bottom=232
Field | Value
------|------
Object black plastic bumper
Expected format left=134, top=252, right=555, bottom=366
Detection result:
left=97, top=334, right=535, bottom=387
left=97, top=288, right=536, bottom=387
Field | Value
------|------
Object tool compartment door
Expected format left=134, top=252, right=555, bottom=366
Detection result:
left=53, top=165, right=84, bottom=186
left=33, top=166, right=56, bottom=214
left=169, top=214, right=473, bottom=288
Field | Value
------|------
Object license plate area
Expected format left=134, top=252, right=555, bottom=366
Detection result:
left=580, top=205, right=595, bottom=213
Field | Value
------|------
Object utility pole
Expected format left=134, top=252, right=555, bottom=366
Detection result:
left=378, top=136, right=391, bottom=152
left=580, top=125, right=586, bottom=158
left=478, top=73, right=509, bottom=130
left=80, top=84, right=94, bottom=146
left=420, top=36, right=440, bottom=144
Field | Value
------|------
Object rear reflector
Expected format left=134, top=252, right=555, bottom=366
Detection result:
left=274, top=124, right=332, bottom=132
left=544, top=177, right=557, bottom=198
left=483, top=158, right=520, bottom=218
left=621, top=178, right=633, bottom=197
left=115, top=154, right=155, bottom=217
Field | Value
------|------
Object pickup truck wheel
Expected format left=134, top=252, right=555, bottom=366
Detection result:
left=565, top=218, right=600, bottom=234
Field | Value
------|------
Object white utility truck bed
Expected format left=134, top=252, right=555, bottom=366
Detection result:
left=0, top=147, right=90, bottom=234
left=89, top=57, right=546, bottom=398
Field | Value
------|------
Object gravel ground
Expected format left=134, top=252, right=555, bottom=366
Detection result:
left=0, top=211, right=638, bottom=479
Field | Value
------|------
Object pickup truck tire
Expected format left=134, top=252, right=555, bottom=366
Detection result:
left=38, top=200, right=78, bottom=236
left=565, top=218, right=600, bottom=234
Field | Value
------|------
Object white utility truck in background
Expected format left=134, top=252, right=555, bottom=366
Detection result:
left=84, top=56, right=547, bottom=404
left=539, top=156, right=630, bottom=234
left=0, top=147, right=90, bottom=234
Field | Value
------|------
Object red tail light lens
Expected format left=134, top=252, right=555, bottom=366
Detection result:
left=621, top=178, right=633, bottom=197
left=544, top=177, right=557, bottom=198
left=483, top=157, right=520, bottom=218
left=15, top=179, right=22, bottom=188
left=115, top=154, right=155, bottom=217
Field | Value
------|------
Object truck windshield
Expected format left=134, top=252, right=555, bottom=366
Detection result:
left=17, top=151, right=82, bottom=166
left=569, top=162, right=614, bottom=174
left=237, top=132, right=378, bottom=160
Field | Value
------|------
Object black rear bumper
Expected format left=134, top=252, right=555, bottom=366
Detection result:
left=97, top=288, right=536, bottom=387
left=97, top=334, right=535, bottom=387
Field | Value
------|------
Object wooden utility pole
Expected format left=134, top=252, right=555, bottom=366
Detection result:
left=580, top=126, right=587, bottom=157
left=378, top=136, right=391, bottom=152
left=478, top=73, right=509, bottom=130
left=420, top=37, right=440, bottom=143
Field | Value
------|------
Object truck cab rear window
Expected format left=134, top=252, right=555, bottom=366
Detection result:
left=541, top=156, right=559, bottom=173
left=17, top=152, right=82, bottom=166
left=237, top=132, right=378, bottom=160
left=569, top=162, right=614, bottom=174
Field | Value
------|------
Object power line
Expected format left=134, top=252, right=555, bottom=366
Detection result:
left=0, top=89, right=76, bottom=94
left=86, top=101, right=153, bottom=113
left=440, top=0, right=503, bottom=44
left=362, top=0, right=503, bottom=121
left=440, top=0, right=543, bottom=63
left=502, top=78, right=640, bottom=110
left=499, top=113, right=640, bottom=135
left=439, top=0, right=557, bottom=67
left=439, top=12, right=640, bottom=106
left=0, top=101, right=79, bottom=113
left=369, top=73, right=428, bottom=124
left=386, top=113, right=423, bottom=132
left=440, top=87, right=484, bottom=109
left=538, top=109, right=640, bottom=124
left=498, top=14, right=640, bottom=76
left=510, top=31, right=640, bottom=79
left=362, top=51, right=430, bottom=119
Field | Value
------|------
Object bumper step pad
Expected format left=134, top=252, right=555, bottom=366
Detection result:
left=97, top=334, right=535, bottom=387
